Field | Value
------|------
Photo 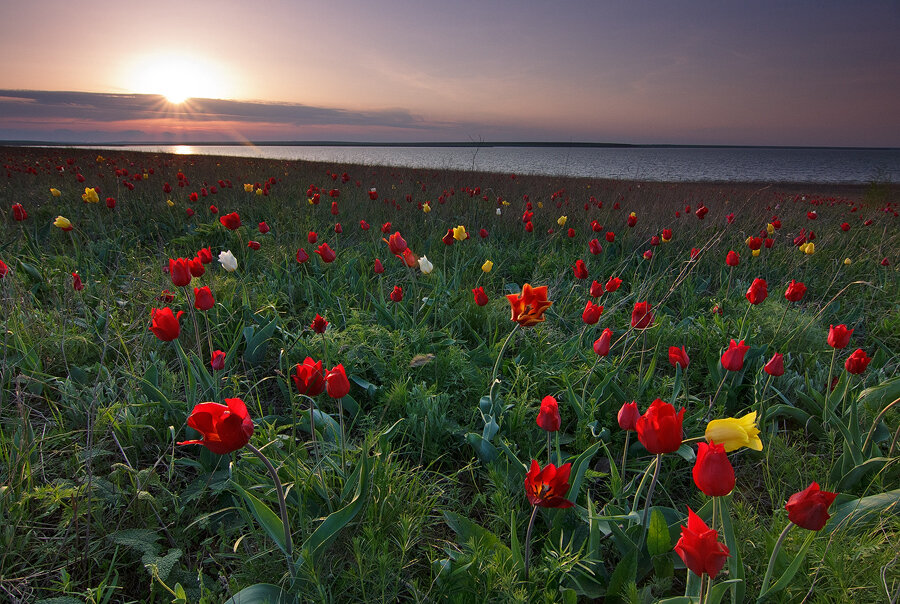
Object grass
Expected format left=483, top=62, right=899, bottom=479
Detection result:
left=0, top=146, right=898, bottom=603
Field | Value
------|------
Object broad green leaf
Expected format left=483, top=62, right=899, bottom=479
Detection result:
left=647, top=507, right=671, bottom=556
left=604, top=549, right=637, bottom=604
left=835, top=457, right=892, bottom=491
left=302, top=454, right=371, bottom=562
left=231, top=481, right=288, bottom=556
left=718, top=495, right=745, bottom=604
left=823, top=488, right=900, bottom=535
left=757, top=531, right=815, bottom=602
left=705, top=579, right=743, bottom=604
left=223, top=583, right=292, bottom=604
left=443, top=511, right=511, bottom=556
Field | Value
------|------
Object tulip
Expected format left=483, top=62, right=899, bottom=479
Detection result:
left=589, top=280, right=604, bottom=297
left=258, top=221, right=270, bottom=234
left=507, top=284, right=553, bottom=327
left=481, top=260, right=493, bottom=273
left=72, top=272, right=84, bottom=291
left=588, top=238, right=603, bottom=255
left=764, top=353, right=785, bottom=376
left=643, top=250, right=653, bottom=260
left=785, top=482, right=838, bottom=531
left=480, top=228, right=489, bottom=238
left=472, top=286, right=488, bottom=306
left=557, top=215, right=567, bottom=227
left=418, top=256, right=434, bottom=274
left=178, top=398, right=254, bottom=455
left=746, top=278, right=768, bottom=305
left=373, top=258, right=384, bottom=274
left=572, top=259, right=588, bottom=279
left=784, top=280, right=807, bottom=302
left=582, top=301, right=603, bottom=325
left=296, top=248, right=309, bottom=264
left=668, top=346, right=689, bottom=369
left=844, top=349, right=872, bottom=374
left=149, top=307, right=183, bottom=342
left=168, top=258, right=191, bottom=287
left=210, top=350, right=226, bottom=370
left=442, top=229, right=455, bottom=245
left=725, top=250, right=739, bottom=266
left=674, top=508, right=730, bottom=578
left=720, top=339, right=749, bottom=371
left=188, top=257, right=204, bottom=277
left=390, top=285, right=404, bottom=302
left=54, top=216, right=73, bottom=231
left=197, top=247, right=213, bottom=264
left=605, top=277, right=622, bottom=292
left=386, top=232, right=407, bottom=255
left=311, top=313, right=328, bottom=334
left=400, top=248, right=417, bottom=268
left=194, top=286, right=215, bottom=311
left=293, top=357, right=326, bottom=396
left=49, top=188, right=61, bottom=197
left=692, top=442, right=734, bottom=496
left=360, top=220, right=370, bottom=230
left=536, top=395, right=561, bottom=432
left=0, top=259, right=8, bottom=279
left=12, top=203, right=28, bottom=221
left=630, top=301, right=653, bottom=330
left=661, top=228, right=672, bottom=242
left=325, top=364, right=351, bottom=399
left=593, top=328, right=613, bottom=356
left=617, top=401, right=640, bottom=431
left=705, top=411, right=762, bottom=452
left=627, top=212, right=637, bottom=227
left=218, top=250, right=238, bottom=272
left=636, top=399, right=684, bottom=454
left=524, top=460, right=574, bottom=508
left=453, top=225, right=467, bottom=241
left=827, top=324, right=853, bottom=349
left=314, top=243, right=336, bottom=263
left=219, top=212, right=241, bottom=230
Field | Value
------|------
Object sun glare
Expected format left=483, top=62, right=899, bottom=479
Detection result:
left=127, top=52, right=229, bottom=103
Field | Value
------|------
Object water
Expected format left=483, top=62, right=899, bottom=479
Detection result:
left=77, top=144, right=899, bottom=184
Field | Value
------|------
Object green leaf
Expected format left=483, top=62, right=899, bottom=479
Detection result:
left=823, top=488, right=900, bottom=534
left=757, top=531, right=815, bottom=602
left=302, top=454, right=371, bottom=562
left=243, top=316, right=278, bottom=365
left=443, top=511, right=511, bottom=556
left=717, top=495, right=745, bottom=604
left=223, top=583, right=292, bottom=604
left=705, top=579, right=743, bottom=604
left=510, top=510, right=523, bottom=572
left=835, top=457, right=893, bottom=491
left=604, top=549, right=637, bottom=603
left=647, top=507, right=671, bottom=556
left=231, top=481, right=288, bottom=556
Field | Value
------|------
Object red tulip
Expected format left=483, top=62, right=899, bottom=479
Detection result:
left=525, top=221, right=534, bottom=233
left=881, top=257, right=890, bottom=266
left=293, top=357, right=326, bottom=396
left=617, top=401, right=639, bottom=431
left=325, top=364, right=351, bottom=399
left=636, top=399, right=684, bottom=454
left=745, top=278, right=768, bottom=305
left=827, top=324, right=853, bottom=349
left=210, top=350, right=226, bottom=370
left=197, top=247, right=213, bottom=264
left=381, top=222, right=391, bottom=233
left=386, top=232, right=407, bottom=255
left=589, top=280, right=604, bottom=297
left=650, top=236, right=660, bottom=247
left=720, top=339, right=750, bottom=371
left=627, top=213, right=637, bottom=227
left=296, top=247, right=309, bottom=264
left=308, top=231, right=318, bottom=244
left=588, top=238, right=603, bottom=255
left=247, top=241, right=260, bottom=251
left=0, top=259, right=8, bottom=279
left=784, top=280, right=806, bottom=302
left=785, top=482, right=837, bottom=531
left=695, top=206, right=709, bottom=220
left=169, top=258, right=192, bottom=287
left=12, top=203, right=28, bottom=221
left=479, top=228, right=489, bottom=238
left=692, top=442, right=734, bottom=496
left=690, top=248, right=700, bottom=259
left=593, top=328, right=613, bottom=356
left=72, top=272, right=84, bottom=291
left=105, top=197, right=116, bottom=209
left=334, top=223, right=343, bottom=234
left=360, top=220, right=370, bottom=230
left=178, top=398, right=254, bottom=455
left=524, top=460, right=574, bottom=508
left=725, top=250, right=740, bottom=267
left=605, top=277, right=622, bottom=292
left=605, top=231, right=615, bottom=243
left=442, top=228, right=455, bottom=245
left=373, top=258, right=385, bottom=274
left=390, top=285, right=403, bottom=302
left=630, top=301, right=653, bottom=330
left=258, top=221, right=270, bottom=234
left=189, top=257, right=205, bottom=277
left=841, top=222, right=850, bottom=231
left=186, top=208, right=195, bottom=218
left=536, top=395, right=561, bottom=432
left=472, top=286, right=488, bottom=306
left=507, top=284, right=553, bottom=327
left=764, top=352, right=785, bottom=376
left=807, top=211, right=817, bottom=220
left=674, top=508, right=730, bottom=578
left=219, top=212, right=241, bottom=230
left=844, top=349, right=872, bottom=374
left=668, top=346, right=690, bottom=369
left=572, top=260, right=589, bottom=280
left=582, top=300, right=603, bottom=325
left=310, top=313, right=328, bottom=334
left=149, top=307, right=183, bottom=342
left=314, top=243, right=336, bottom=263
left=642, top=249, right=653, bottom=260
left=331, top=201, right=339, bottom=215
left=194, top=286, right=214, bottom=311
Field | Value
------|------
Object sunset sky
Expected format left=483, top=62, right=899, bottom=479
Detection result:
left=1, top=0, right=898, bottom=146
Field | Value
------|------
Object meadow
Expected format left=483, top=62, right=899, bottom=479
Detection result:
left=0, top=146, right=897, bottom=603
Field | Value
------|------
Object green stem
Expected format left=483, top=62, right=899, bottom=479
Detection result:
left=621, top=431, right=631, bottom=472
left=638, top=453, right=662, bottom=550
left=758, top=373, right=774, bottom=431
left=823, top=348, right=836, bottom=427
left=523, top=505, right=539, bottom=581
left=707, top=372, right=729, bottom=418
left=489, top=323, right=520, bottom=405
left=769, top=304, right=789, bottom=348
left=759, top=522, right=793, bottom=597
left=336, top=396, right=346, bottom=471
left=245, top=442, right=294, bottom=572
left=738, top=303, right=752, bottom=342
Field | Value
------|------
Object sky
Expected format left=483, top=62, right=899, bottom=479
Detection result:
left=1, top=0, right=898, bottom=146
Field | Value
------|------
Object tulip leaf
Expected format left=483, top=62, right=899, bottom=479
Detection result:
left=647, top=507, right=671, bottom=556
left=444, top=511, right=511, bottom=556
left=302, top=453, right=371, bottom=563
left=756, top=531, right=815, bottom=602
left=822, top=488, right=900, bottom=535
left=509, top=510, right=523, bottom=572
left=222, top=583, right=292, bottom=604
left=717, top=495, right=745, bottom=604
left=604, top=548, right=637, bottom=603
left=564, top=440, right=603, bottom=509
left=242, top=316, right=278, bottom=365
left=856, top=375, right=900, bottom=414
left=835, top=457, right=892, bottom=492
left=704, top=579, right=743, bottom=604
left=230, top=481, right=288, bottom=557
left=676, top=444, right=696, bottom=463
left=466, top=432, right=498, bottom=463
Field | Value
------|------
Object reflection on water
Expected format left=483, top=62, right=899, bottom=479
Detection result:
left=172, top=145, right=195, bottom=155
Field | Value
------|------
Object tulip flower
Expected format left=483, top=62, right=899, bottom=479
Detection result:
left=325, top=364, right=351, bottom=399
left=844, top=349, right=872, bottom=374
left=692, top=442, right=735, bottom=496
left=418, top=256, right=434, bottom=274
left=827, top=324, right=853, bottom=349
left=178, top=398, right=254, bottom=455
left=588, top=238, right=603, bottom=255
left=12, top=203, right=28, bottom=221
left=627, top=212, right=637, bottom=227
left=169, top=258, right=192, bottom=287
left=582, top=301, right=603, bottom=325
left=617, top=401, right=640, bottom=431
left=674, top=508, right=730, bottom=578
left=72, top=272, right=84, bottom=291
left=593, top=328, right=613, bottom=356
left=149, top=307, right=183, bottom=342
left=386, top=232, right=407, bottom=255
left=479, top=228, right=489, bottom=238
left=218, top=250, right=238, bottom=272
left=605, top=277, right=622, bottom=292
left=507, top=284, right=553, bottom=327
left=668, top=346, right=690, bottom=369
left=197, top=247, right=213, bottom=264
left=725, top=250, right=739, bottom=266
left=314, top=243, right=336, bottom=263
left=194, top=286, right=215, bottom=311
left=536, top=395, right=561, bottom=432
left=472, top=286, right=488, bottom=306
left=292, top=357, right=326, bottom=396
left=296, top=248, right=309, bottom=264
left=481, top=260, right=493, bottom=273
left=0, top=259, right=8, bottom=279
left=572, top=259, right=588, bottom=279
left=310, top=313, right=328, bottom=334
left=442, top=229, right=455, bottom=245
left=524, top=460, right=574, bottom=508
left=785, top=482, right=838, bottom=531
left=422, top=203, right=431, bottom=213
left=705, top=411, right=762, bottom=452
left=764, top=352, right=785, bottom=376
left=258, top=221, right=270, bottom=234
left=630, top=301, right=654, bottom=330
left=720, top=339, right=749, bottom=371
left=746, top=278, right=768, bottom=305
left=453, top=225, right=467, bottom=241
left=636, top=399, right=684, bottom=454
left=557, top=215, right=567, bottom=227
left=589, top=280, right=604, bottom=297
left=54, top=216, right=73, bottom=231
left=784, top=280, right=807, bottom=302
left=49, top=188, right=61, bottom=197
left=605, top=231, right=615, bottom=243
left=373, top=258, right=384, bottom=274
left=210, top=350, right=226, bottom=370
left=390, top=286, right=404, bottom=302
left=219, top=212, right=241, bottom=230
left=661, top=228, right=672, bottom=242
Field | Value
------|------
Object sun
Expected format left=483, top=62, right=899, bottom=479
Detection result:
left=127, top=52, right=229, bottom=103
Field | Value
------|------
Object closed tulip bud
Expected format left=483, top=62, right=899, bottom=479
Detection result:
left=668, top=346, right=690, bottom=369
left=373, top=258, right=384, bottom=274
left=764, top=353, right=785, bottom=376
left=589, top=280, right=604, bottom=297
left=784, top=280, right=806, bottom=302
left=72, top=272, right=84, bottom=291
left=390, top=285, right=403, bottom=302
left=453, top=225, right=467, bottom=241
left=594, top=328, right=613, bottom=356
left=630, top=301, right=654, bottom=330
left=572, top=259, right=588, bottom=280
left=194, top=286, right=215, bottom=311
left=745, top=278, right=768, bottom=305
left=588, top=238, right=603, bottom=255
left=725, top=250, right=740, bottom=267
left=472, top=286, right=488, bottom=306
left=54, top=216, right=74, bottom=231
left=827, top=324, right=853, bottom=349
left=149, top=307, right=183, bottom=342
left=785, top=482, right=837, bottom=531
left=844, top=349, right=872, bottom=374
left=258, top=221, right=270, bottom=234
left=582, top=301, right=603, bottom=325
left=674, top=508, right=730, bottom=578
left=605, top=277, right=622, bottom=292
left=536, top=395, right=561, bottom=432
left=692, top=442, right=734, bottom=496
left=720, top=339, right=750, bottom=371
left=169, top=258, right=192, bottom=287
left=189, top=257, right=205, bottom=277
left=210, top=350, right=226, bottom=370
left=481, top=259, right=493, bottom=273
left=219, top=212, right=241, bottom=230
left=325, top=364, right=351, bottom=399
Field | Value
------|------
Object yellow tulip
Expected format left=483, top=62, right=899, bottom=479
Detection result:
left=537, top=202, right=543, bottom=208
left=96, top=155, right=105, bottom=163
left=501, top=200, right=510, bottom=206
left=82, top=187, right=99, bottom=203
left=804, top=242, right=815, bottom=255
left=142, top=172, right=149, bottom=180
left=705, top=411, right=762, bottom=452
left=752, top=249, right=761, bottom=257
left=453, top=225, right=467, bottom=241
left=766, top=223, right=775, bottom=235
left=423, top=203, right=431, bottom=213
left=557, top=215, right=567, bottom=227
left=50, top=187, right=61, bottom=197
left=255, top=188, right=263, bottom=196
left=244, top=183, right=253, bottom=193
left=308, top=198, right=315, bottom=205
left=844, top=258, right=852, bottom=265
left=482, top=260, right=493, bottom=273
left=167, top=199, right=175, bottom=207
left=53, top=216, right=73, bottom=230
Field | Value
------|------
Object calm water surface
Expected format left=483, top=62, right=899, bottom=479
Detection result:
left=79, top=144, right=899, bottom=184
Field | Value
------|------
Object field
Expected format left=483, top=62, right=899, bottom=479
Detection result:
left=0, top=146, right=898, bottom=603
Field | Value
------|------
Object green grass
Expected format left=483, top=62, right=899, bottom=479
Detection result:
left=0, top=146, right=897, bottom=603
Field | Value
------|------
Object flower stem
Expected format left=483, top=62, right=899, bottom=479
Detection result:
left=523, top=505, right=539, bottom=581
left=759, top=522, right=793, bottom=596
left=621, top=431, right=631, bottom=473
left=707, top=372, right=729, bottom=419
left=336, top=396, right=346, bottom=470
left=638, top=453, right=662, bottom=550
left=546, top=431, right=551, bottom=466
left=824, top=348, right=837, bottom=427
left=245, top=442, right=294, bottom=572
left=489, top=323, right=520, bottom=406
left=769, top=304, right=789, bottom=348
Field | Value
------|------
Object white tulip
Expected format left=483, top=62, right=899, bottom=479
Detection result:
left=418, top=255, right=434, bottom=275
left=218, top=250, right=238, bottom=272
left=496, top=208, right=502, bottom=215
